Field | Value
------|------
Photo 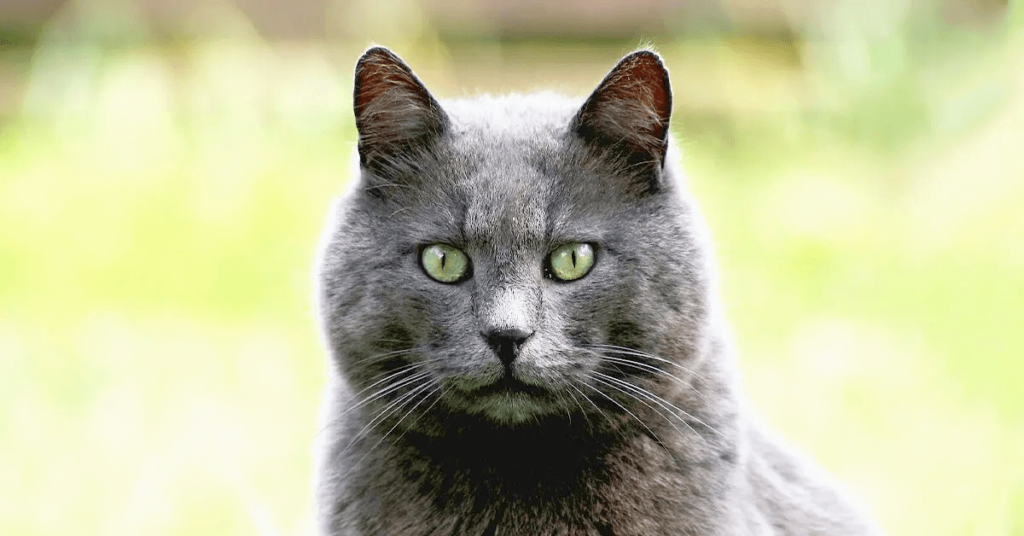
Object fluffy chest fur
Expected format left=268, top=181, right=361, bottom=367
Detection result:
left=330, top=430, right=734, bottom=535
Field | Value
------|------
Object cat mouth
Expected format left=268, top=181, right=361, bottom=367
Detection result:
left=472, top=374, right=549, bottom=398
left=459, top=373, right=561, bottom=423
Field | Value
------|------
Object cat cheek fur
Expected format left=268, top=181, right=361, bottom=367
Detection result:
left=314, top=47, right=882, bottom=536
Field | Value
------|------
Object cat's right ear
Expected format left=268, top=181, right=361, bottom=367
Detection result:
left=353, top=47, right=448, bottom=173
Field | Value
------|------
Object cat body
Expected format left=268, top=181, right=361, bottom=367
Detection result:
left=314, top=47, right=878, bottom=536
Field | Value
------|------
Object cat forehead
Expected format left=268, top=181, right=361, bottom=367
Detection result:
left=438, top=94, right=582, bottom=239
left=443, top=93, right=580, bottom=143
left=442, top=93, right=585, bottom=194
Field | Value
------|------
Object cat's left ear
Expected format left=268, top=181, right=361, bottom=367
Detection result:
left=572, top=50, right=672, bottom=185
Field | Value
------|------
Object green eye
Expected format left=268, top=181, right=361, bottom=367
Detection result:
left=421, top=244, right=470, bottom=283
left=549, top=243, right=595, bottom=282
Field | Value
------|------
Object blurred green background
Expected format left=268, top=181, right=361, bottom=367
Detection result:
left=1, top=0, right=1021, bottom=534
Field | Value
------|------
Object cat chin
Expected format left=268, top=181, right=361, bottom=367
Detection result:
left=471, top=391, right=557, bottom=425
left=442, top=376, right=567, bottom=424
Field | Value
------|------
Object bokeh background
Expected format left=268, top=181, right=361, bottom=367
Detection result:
left=1, top=0, right=1021, bottom=534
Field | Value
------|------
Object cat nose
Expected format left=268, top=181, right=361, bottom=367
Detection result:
left=483, top=328, right=534, bottom=366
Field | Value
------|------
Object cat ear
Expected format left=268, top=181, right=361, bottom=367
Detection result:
left=572, top=50, right=672, bottom=184
left=353, top=47, right=448, bottom=171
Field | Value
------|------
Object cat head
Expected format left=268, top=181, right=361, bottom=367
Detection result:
left=319, top=47, right=713, bottom=432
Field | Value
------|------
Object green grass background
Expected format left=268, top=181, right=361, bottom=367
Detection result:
left=1, top=0, right=1022, bottom=534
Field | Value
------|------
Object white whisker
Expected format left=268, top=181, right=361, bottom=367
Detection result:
left=597, top=355, right=712, bottom=406
left=567, top=382, right=610, bottom=430
left=343, top=383, right=440, bottom=480
left=585, top=344, right=712, bottom=405
left=332, top=379, right=434, bottom=465
left=587, top=344, right=704, bottom=378
left=354, top=346, right=422, bottom=366
left=335, top=369, right=434, bottom=421
left=584, top=376, right=661, bottom=444
left=592, top=370, right=720, bottom=441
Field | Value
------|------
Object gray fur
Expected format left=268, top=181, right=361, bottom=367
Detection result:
left=314, top=47, right=880, bottom=536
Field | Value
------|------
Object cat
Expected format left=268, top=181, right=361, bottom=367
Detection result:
left=313, top=46, right=880, bottom=536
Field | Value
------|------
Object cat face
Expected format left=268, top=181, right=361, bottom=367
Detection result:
left=319, top=48, right=711, bottom=429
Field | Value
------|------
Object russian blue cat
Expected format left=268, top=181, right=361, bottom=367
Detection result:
left=314, top=46, right=879, bottom=536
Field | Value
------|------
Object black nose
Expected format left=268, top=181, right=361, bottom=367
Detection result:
left=483, top=328, right=534, bottom=366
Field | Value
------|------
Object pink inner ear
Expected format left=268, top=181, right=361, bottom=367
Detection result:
left=354, top=48, right=424, bottom=119
left=574, top=50, right=673, bottom=169
left=602, top=52, right=671, bottom=140
left=351, top=48, right=448, bottom=165
left=629, top=56, right=671, bottom=140
left=353, top=65, right=385, bottom=113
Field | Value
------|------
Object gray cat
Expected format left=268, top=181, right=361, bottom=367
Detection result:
left=314, top=47, right=880, bottom=536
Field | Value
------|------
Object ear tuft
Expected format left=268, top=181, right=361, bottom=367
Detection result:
left=572, top=50, right=672, bottom=184
left=353, top=47, right=447, bottom=171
